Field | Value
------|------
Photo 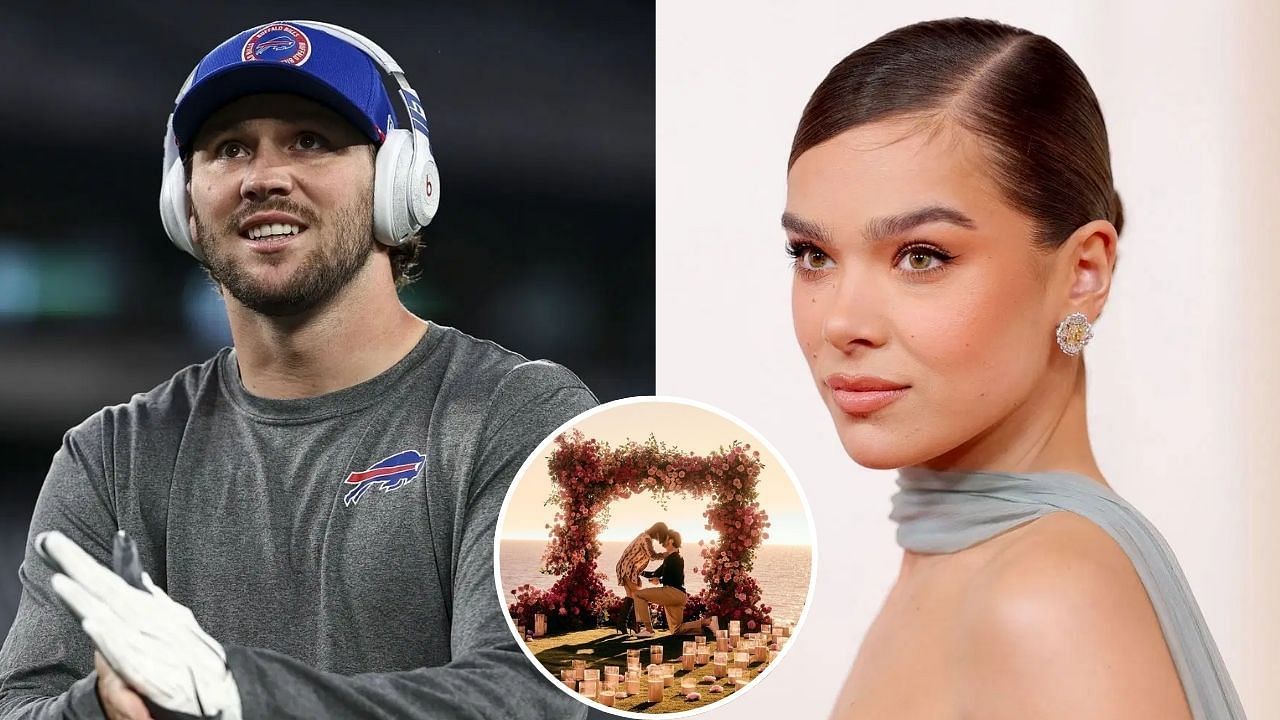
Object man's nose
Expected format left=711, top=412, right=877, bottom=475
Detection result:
left=240, top=146, right=295, bottom=202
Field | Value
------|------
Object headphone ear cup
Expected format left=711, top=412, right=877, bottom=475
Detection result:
left=373, top=129, right=415, bottom=246
left=159, top=159, right=204, bottom=261
left=408, top=133, right=440, bottom=229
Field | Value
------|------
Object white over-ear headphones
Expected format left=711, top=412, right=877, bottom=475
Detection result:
left=158, top=20, right=440, bottom=262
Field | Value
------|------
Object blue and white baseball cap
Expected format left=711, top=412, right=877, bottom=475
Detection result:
left=170, top=21, right=398, bottom=155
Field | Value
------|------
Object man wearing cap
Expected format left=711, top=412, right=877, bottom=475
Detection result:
left=0, top=21, right=594, bottom=720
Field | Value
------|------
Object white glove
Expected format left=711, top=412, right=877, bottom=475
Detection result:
left=36, top=531, right=243, bottom=720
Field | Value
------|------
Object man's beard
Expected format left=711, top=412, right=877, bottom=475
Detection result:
left=193, top=194, right=374, bottom=318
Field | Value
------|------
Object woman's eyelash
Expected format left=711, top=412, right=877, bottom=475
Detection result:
left=893, top=241, right=955, bottom=272
left=784, top=239, right=812, bottom=260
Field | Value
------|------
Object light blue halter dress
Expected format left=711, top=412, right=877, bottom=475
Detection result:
left=890, top=468, right=1246, bottom=719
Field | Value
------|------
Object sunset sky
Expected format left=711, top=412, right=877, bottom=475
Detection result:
left=499, top=399, right=814, bottom=546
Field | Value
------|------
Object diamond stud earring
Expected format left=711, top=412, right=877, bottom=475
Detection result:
left=1055, top=312, right=1093, bottom=356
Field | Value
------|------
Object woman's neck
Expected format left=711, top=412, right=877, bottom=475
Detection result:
left=917, top=363, right=1106, bottom=486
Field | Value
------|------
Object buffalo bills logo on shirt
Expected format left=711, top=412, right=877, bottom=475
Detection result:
left=241, top=23, right=311, bottom=66
left=343, top=450, right=424, bottom=507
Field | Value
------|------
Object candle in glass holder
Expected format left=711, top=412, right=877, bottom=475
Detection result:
left=560, top=669, right=575, bottom=690
left=533, top=613, right=547, bottom=637
left=713, top=651, right=729, bottom=676
left=682, top=653, right=695, bottom=671
left=727, top=667, right=744, bottom=686
left=681, top=677, right=697, bottom=691
left=580, top=680, right=598, bottom=699
left=598, top=690, right=615, bottom=707
left=695, top=635, right=707, bottom=649
left=733, top=651, right=750, bottom=668
left=729, top=620, right=741, bottom=636
left=753, top=644, right=768, bottom=663
left=572, top=659, right=587, bottom=681
left=768, top=649, right=779, bottom=663
left=650, top=645, right=663, bottom=664
left=762, top=624, right=772, bottom=636
left=585, top=668, right=600, bottom=683
left=647, top=677, right=664, bottom=702
left=627, top=649, right=641, bottom=662
left=626, top=671, right=641, bottom=695
left=696, top=649, right=709, bottom=665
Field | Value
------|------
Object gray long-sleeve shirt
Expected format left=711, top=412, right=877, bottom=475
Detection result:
left=0, top=323, right=596, bottom=720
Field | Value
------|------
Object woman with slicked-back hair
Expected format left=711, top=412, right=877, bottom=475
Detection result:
left=785, top=17, right=1244, bottom=719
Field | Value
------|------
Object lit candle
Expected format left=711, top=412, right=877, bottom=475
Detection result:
left=585, top=669, right=600, bottom=683
left=572, top=659, right=586, bottom=682
left=580, top=680, right=598, bottom=699
left=648, top=677, right=664, bottom=702
left=713, top=651, right=728, bottom=676
left=727, top=667, right=744, bottom=686
left=534, top=614, right=547, bottom=637
left=682, top=653, right=695, bottom=672
left=729, top=620, right=741, bottom=635
left=695, top=650, right=709, bottom=665
left=650, top=645, right=663, bottom=664
left=626, top=671, right=641, bottom=695
left=734, top=651, right=750, bottom=668
left=604, top=666, right=619, bottom=680
left=560, top=669, right=575, bottom=690
left=598, top=690, right=615, bottom=707
left=762, top=624, right=772, bottom=635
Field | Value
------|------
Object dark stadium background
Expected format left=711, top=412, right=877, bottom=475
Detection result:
left=0, top=2, right=655, bottom=640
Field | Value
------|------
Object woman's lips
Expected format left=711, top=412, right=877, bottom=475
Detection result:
left=826, top=374, right=910, bottom=415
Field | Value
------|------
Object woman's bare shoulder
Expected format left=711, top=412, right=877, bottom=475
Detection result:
left=954, top=511, right=1191, bottom=720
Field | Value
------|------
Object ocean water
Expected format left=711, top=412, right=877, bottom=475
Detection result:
left=499, top=540, right=812, bottom=626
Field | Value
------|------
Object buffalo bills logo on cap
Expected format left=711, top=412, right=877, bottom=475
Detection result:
left=342, top=449, right=424, bottom=507
left=241, top=23, right=311, bottom=66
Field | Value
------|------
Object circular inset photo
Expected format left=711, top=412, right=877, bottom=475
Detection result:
left=495, top=396, right=816, bottom=717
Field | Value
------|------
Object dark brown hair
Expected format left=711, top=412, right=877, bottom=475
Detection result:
left=667, top=530, right=682, bottom=549
left=790, top=17, right=1123, bottom=248
left=645, top=522, right=670, bottom=543
left=387, top=233, right=423, bottom=288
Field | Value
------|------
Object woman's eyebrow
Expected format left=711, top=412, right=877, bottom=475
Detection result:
left=783, top=205, right=976, bottom=245
left=864, top=205, right=976, bottom=243
left=781, top=212, right=832, bottom=242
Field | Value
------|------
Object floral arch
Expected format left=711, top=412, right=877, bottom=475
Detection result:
left=508, top=430, right=774, bottom=635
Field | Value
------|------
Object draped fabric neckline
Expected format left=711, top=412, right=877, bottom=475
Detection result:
left=889, top=467, right=1246, bottom=719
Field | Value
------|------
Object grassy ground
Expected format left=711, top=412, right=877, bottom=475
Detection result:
left=524, top=628, right=769, bottom=713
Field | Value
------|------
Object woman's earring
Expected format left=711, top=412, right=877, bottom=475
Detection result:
left=1055, top=312, right=1093, bottom=356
